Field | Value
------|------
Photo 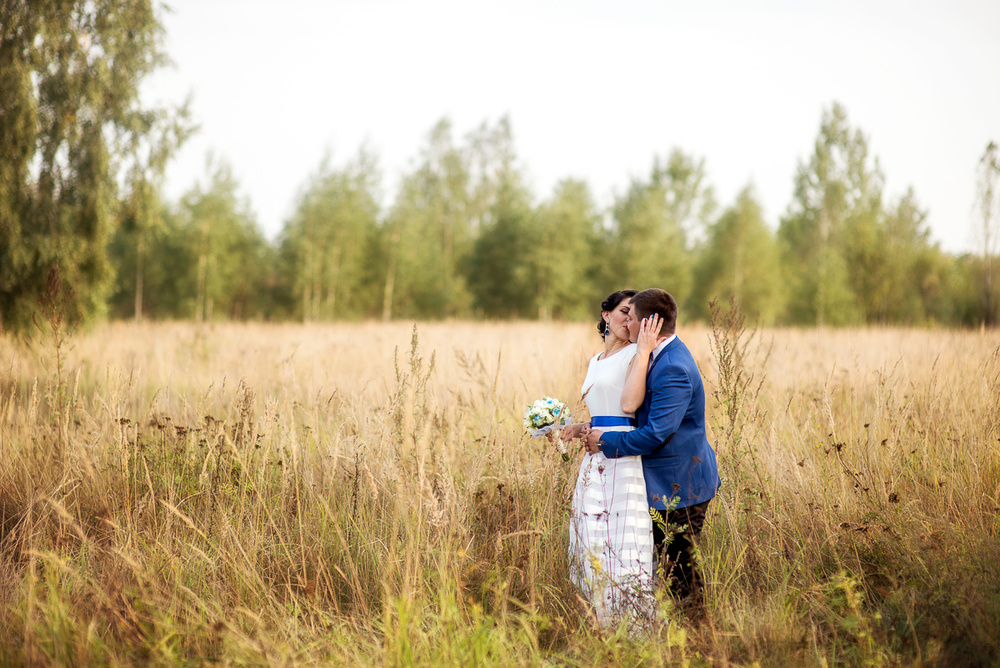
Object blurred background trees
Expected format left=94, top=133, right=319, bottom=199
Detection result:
left=380, top=119, right=472, bottom=320
left=179, top=158, right=270, bottom=321
left=610, top=150, right=715, bottom=304
left=778, top=102, right=877, bottom=326
left=690, top=186, right=783, bottom=325
left=1, top=3, right=996, bottom=332
left=531, top=179, right=602, bottom=321
left=975, top=142, right=999, bottom=327
left=0, top=0, right=191, bottom=333
left=278, top=148, right=381, bottom=322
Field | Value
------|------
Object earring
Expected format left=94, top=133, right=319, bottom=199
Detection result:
left=604, top=322, right=610, bottom=337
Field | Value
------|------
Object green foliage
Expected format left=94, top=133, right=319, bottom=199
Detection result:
left=454, top=116, right=540, bottom=319
left=530, top=179, right=603, bottom=320
left=816, top=572, right=891, bottom=666
left=380, top=119, right=473, bottom=319
left=876, top=189, right=938, bottom=324
left=279, top=147, right=381, bottom=321
left=117, top=98, right=196, bottom=323
left=975, top=141, right=999, bottom=326
left=774, top=102, right=963, bottom=327
left=466, top=182, right=537, bottom=318
left=779, top=102, right=881, bottom=325
left=108, top=205, right=196, bottom=319
left=611, top=149, right=714, bottom=300
left=5, top=57, right=994, bottom=329
left=691, top=185, right=783, bottom=324
left=0, top=0, right=180, bottom=334
left=179, top=157, right=272, bottom=320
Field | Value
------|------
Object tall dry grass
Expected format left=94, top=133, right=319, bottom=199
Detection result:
left=0, top=313, right=997, bottom=666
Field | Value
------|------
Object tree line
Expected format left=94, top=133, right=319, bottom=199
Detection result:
left=2, top=2, right=998, bottom=334
left=107, top=110, right=999, bottom=328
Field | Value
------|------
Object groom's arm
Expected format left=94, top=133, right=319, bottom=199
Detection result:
left=599, top=364, right=693, bottom=458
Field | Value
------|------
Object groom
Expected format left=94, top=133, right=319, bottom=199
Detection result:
left=584, top=288, right=720, bottom=602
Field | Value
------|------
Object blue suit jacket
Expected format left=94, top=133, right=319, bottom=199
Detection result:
left=599, top=337, right=720, bottom=510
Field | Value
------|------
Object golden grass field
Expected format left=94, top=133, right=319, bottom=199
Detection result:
left=1, top=316, right=998, bottom=666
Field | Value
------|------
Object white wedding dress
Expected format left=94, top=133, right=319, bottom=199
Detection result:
left=569, top=343, right=654, bottom=627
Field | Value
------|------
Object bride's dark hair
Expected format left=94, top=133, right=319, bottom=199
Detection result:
left=598, top=289, right=638, bottom=336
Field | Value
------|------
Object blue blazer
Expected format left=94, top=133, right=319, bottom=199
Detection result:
left=599, top=337, right=720, bottom=511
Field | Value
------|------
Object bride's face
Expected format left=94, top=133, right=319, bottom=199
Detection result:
left=604, top=301, right=632, bottom=342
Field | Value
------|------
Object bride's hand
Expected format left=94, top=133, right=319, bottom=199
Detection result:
left=559, top=422, right=584, bottom=442
left=637, top=314, right=661, bottom=356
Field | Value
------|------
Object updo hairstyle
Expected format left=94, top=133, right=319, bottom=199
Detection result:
left=597, top=289, right=638, bottom=336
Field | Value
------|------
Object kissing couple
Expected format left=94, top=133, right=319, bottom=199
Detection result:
left=559, top=288, right=720, bottom=627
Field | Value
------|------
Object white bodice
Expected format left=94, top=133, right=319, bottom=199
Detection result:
left=581, top=343, right=637, bottom=430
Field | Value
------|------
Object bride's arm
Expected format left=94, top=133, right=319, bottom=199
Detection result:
left=621, top=314, right=661, bottom=414
left=559, top=421, right=587, bottom=441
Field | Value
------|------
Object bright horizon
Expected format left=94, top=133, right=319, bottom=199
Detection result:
left=143, top=0, right=1000, bottom=254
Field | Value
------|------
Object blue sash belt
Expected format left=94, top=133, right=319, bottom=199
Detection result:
left=591, top=415, right=636, bottom=428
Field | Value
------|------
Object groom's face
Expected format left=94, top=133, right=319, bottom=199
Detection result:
left=626, top=303, right=641, bottom=343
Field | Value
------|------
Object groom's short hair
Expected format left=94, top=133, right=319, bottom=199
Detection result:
left=630, top=289, right=677, bottom=335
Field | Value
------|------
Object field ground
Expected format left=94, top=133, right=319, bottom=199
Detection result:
left=1, top=319, right=998, bottom=666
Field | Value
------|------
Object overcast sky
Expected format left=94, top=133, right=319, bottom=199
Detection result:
left=142, top=0, right=1000, bottom=254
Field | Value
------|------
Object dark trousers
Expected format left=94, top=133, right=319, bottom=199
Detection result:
left=651, top=499, right=711, bottom=600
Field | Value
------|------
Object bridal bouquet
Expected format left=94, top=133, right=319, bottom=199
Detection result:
left=524, top=396, right=571, bottom=461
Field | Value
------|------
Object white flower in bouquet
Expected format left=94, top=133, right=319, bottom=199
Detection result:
left=524, top=396, right=571, bottom=461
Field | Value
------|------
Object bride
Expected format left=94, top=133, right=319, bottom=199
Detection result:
left=560, top=290, right=654, bottom=627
